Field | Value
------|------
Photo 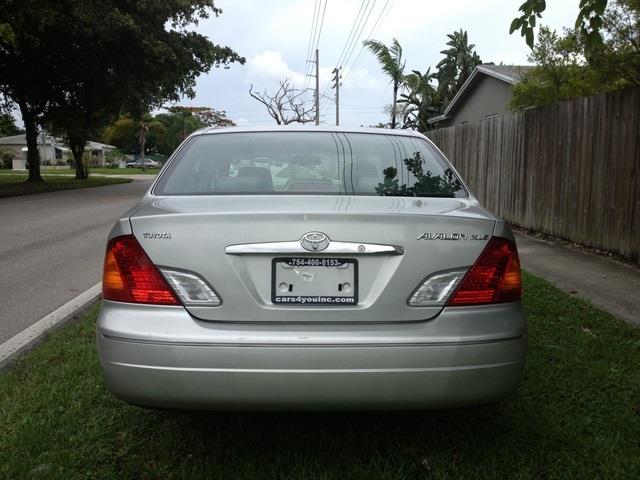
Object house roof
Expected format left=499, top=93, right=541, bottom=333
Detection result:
left=0, top=134, right=32, bottom=145
left=0, top=134, right=115, bottom=150
left=428, top=64, right=534, bottom=125
left=0, top=134, right=64, bottom=146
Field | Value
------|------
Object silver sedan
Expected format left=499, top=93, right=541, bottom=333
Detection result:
left=98, top=126, right=525, bottom=410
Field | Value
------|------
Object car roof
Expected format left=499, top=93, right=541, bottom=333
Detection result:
left=194, top=125, right=428, bottom=139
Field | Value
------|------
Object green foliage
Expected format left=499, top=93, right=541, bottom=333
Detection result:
left=0, top=0, right=244, bottom=180
left=157, top=106, right=234, bottom=154
left=511, top=0, right=609, bottom=55
left=0, top=175, right=130, bottom=198
left=435, top=29, right=482, bottom=108
left=166, top=106, right=235, bottom=128
left=398, top=68, right=439, bottom=132
left=590, top=0, right=640, bottom=86
left=363, top=38, right=406, bottom=128
left=104, top=148, right=127, bottom=167
left=2, top=273, right=640, bottom=477
left=0, top=111, right=22, bottom=137
left=392, top=30, right=480, bottom=133
left=103, top=116, right=166, bottom=156
left=511, top=27, right=602, bottom=109
left=511, top=2, right=639, bottom=110
left=0, top=148, right=14, bottom=168
left=104, top=107, right=233, bottom=156
left=375, top=152, right=462, bottom=197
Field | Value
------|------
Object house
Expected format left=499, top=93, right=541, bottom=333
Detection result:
left=0, top=134, right=116, bottom=169
left=428, top=64, right=534, bottom=128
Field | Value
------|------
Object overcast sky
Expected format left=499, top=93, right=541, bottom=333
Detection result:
left=185, top=0, right=577, bottom=127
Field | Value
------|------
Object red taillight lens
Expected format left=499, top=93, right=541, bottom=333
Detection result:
left=102, top=235, right=179, bottom=305
left=448, top=236, right=521, bottom=306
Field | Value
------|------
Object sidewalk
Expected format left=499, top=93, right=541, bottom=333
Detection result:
left=515, top=231, right=640, bottom=326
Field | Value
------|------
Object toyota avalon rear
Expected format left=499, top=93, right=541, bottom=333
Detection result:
left=97, top=127, right=525, bottom=410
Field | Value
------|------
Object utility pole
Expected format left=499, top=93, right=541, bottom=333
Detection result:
left=314, top=48, right=320, bottom=125
left=331, top=67, right=341, bottom=126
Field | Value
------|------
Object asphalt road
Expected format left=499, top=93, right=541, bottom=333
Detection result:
left=0, top=177, right=153, bottom=344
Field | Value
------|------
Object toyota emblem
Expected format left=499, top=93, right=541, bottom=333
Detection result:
left=300, top=232, right=330, bottom=252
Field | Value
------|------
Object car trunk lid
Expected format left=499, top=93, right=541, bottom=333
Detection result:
left=129, top=195, right=496, bottom=323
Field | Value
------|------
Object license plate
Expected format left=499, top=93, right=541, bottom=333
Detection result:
left=272, top=257, right=358, bottom=305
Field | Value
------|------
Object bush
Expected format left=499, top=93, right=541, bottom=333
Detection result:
left=0, top=148, right=15, bottom=169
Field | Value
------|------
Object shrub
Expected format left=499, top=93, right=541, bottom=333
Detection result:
left=0, top=148, right=15, bottom=169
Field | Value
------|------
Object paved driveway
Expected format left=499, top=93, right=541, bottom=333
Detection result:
left=0, top=178, right=152, bottom=344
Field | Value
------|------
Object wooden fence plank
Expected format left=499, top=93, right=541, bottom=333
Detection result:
left=426, top=87, right=640, bottom=261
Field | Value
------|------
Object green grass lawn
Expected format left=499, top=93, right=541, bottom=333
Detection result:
left=0, top=168, right=158, bottom=176
left=1, top=272, right=638, bottom=479
left=0, top=175, right=132, bottom=198
left=86, top=167, right=159, bottom=175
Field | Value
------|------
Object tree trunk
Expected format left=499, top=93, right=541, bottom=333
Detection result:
left=19, top=102, right=43, bottom=182
left=139, top=121, right=146, bottom=172
left=391, top=82, right=398, bottom=129
left=70, top=142, right=87, bottom=179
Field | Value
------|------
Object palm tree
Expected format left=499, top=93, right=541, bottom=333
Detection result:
left=399, top=68, right=439, bottom=132
left=436, top=29, right=482, bottom=107
left=363, top=38, right=406, bottom=128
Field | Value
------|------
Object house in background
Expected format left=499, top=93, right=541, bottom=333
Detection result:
left=0, top=134, right=116, bottom=169
left=428, top=64, right=533, bottom=128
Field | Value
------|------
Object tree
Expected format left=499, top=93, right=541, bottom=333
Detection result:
left=510, top=0, right=609, bottom=55
left=1, top=1, right=244, bottom=181
left=399, top=68, right=439, bottom=132
left=435, top=30, right=482, bottom=109
left=103, top=116, right=166, bottom=156
left=363, top=38, right=406, bottom=129
left=49, top=1, right=243, bottom=178
left=0, top=111, right=22, bottom=137
left=0, top=1, right=69, bottom=181
left=167, top=106, right=235, bottom=128
left=156, top=107, right=234, bottom=154
left=249, top=80, right=315, bottom=125
left=590, top=0, right=640, bottom=86
left=511, top=2, right=639, bottom=110
left=510, top=27, right=601, bottom=109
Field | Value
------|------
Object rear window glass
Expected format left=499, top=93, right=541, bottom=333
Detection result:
left=154, top=131, right=466, bottom=198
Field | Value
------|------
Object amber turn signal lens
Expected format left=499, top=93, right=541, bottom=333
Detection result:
left=102, top=235, right=179, bottom=305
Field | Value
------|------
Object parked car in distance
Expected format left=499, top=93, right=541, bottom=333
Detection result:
left=98, top=126, right=525, bottom=410
left=126, top=158, right=161, bottom=168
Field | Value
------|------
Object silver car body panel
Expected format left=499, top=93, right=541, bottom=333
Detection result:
left=97, top=126, right=525, bottom=409
left=128, top=195, right=495, bottom=322
left=98, top=300, right=525, bottom=410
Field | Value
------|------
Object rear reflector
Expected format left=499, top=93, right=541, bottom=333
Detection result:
left=448, top=236, right=521, bottom=306
left=102, top=235, right=179, bottom=305
left=159, top=269, right=221, bottom=306
left=408, top=268, right=468, bottom=306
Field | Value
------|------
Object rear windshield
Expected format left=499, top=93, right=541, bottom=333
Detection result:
left=154, top=131, right=466, bottom=198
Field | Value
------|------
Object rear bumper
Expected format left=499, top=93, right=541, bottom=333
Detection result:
left=97, top=301, right=526, bottom=410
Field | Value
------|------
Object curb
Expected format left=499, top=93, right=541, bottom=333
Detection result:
left=0, top=283, right=102, bottom=372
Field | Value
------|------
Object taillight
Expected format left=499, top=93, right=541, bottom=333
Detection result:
left=448, top=236, right=521, bottom=306
left=102, top=235, right=179, bottom=305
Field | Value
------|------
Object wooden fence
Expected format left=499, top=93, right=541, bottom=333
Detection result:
left=426, top=87, right=640, bottom=261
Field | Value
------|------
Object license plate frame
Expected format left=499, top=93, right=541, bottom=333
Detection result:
left=271, top=257, right=358, bottom=306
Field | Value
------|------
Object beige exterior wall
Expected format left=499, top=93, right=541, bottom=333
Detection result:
left=448, top=76, right=514, bottom=126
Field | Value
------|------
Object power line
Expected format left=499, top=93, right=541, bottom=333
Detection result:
left=318, top=1, right=370, bottom=111
left=341, top=0, right=377, bottom=74
left=304, top=0, right=320, bottom=81
left=313, top=0, right=328, bottom=53
left=334, top=1, right=367, bottom=70
left=305, top=0, right=327, bottom=108
left=320, top=0, right=378, bottom=111
left=342, top=0, right=395, bottom=85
